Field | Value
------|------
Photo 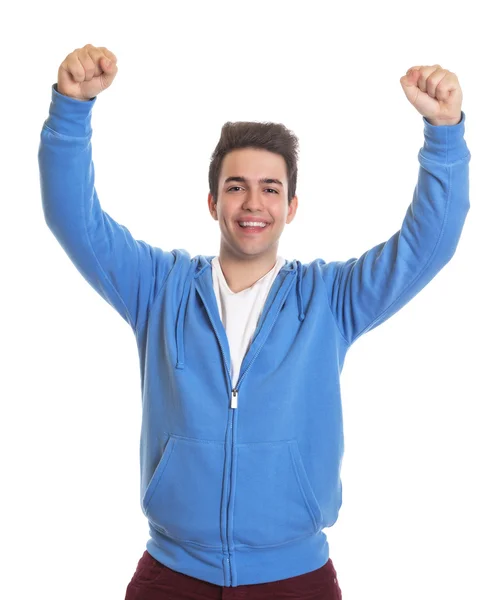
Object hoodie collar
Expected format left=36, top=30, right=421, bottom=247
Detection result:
left=175, top=256, right=305, bottom=370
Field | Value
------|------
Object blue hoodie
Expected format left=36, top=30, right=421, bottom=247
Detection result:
left=39, top=83, right=471, bottom=587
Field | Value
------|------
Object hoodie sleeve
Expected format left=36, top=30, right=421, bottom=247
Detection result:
left=325, top=111, right=471, bottom=347
left=38, top=83, right=176, bottom=334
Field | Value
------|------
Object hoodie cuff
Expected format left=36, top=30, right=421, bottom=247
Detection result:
left=44, top=83, right=97, bottom=137
left=420, top=110, right=469, bottom=164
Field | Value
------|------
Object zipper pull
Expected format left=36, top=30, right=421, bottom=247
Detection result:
left=231, top=389, right=238, bottom=409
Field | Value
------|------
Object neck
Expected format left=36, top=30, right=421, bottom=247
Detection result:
left=217, top=247, right=279, bottom=293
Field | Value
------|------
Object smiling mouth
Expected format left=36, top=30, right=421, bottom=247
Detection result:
left=236, top=221, right=270, bottom=233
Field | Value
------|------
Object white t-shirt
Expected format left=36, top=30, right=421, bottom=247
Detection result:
left=211, top=256, right=286, bottom=388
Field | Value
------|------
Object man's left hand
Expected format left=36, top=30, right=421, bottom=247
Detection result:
left=400, top=65, right=463, bottom=126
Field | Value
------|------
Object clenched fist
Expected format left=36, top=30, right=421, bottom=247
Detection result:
left=57, top=44, right=118, bottom=101
left=399, top=64, right=462, bottom=126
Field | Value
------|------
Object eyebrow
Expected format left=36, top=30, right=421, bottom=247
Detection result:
left=224, top=176, right=283, bottom=187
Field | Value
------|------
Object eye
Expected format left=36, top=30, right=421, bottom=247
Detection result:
left=227, top=187, right=278, bottom=193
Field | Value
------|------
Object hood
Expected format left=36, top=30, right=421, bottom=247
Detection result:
left=175, top=257, right=305, bottom=370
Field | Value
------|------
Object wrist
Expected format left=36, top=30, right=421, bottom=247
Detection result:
left=427, top=114, right=462, bottom=127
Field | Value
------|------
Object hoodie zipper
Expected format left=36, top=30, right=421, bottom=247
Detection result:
left=194, top=268, right=296, bottom=585
left=195, top=290, right=270, bottom=584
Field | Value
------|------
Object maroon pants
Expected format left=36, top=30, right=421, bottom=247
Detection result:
left=125, top=550, right=342, bottom=599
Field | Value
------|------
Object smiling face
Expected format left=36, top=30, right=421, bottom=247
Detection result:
left=208, top=147, right=298, bottom=262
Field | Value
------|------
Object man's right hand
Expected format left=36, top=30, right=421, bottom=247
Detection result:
left=57, top=44, right=118, bottom=101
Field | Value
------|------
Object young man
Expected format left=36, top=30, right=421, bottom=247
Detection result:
left=39, top=44, right=470, bottom=598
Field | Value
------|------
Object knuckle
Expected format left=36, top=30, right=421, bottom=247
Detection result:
left=88, top=46, right=105, bottom=64
left=71, top=65, right=85, bottom=81
left=74, top=64, right=86, bottom=78
left=101, top=47, right=117, bottom=62
left=80, top=60, right=95, bottom=77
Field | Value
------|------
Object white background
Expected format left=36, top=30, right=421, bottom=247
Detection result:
left=1, top=1, right=495, bottom=598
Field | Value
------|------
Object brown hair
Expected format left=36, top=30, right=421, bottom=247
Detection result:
left=208, top=121, right=300, bottom=205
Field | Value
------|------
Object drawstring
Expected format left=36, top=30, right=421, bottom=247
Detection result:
left=176, top=260, right=198, bottom=370
left=296, top=260, right=305, bottom=322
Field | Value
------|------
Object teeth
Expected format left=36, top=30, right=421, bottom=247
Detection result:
left=239, top=222, right=267, bottom=227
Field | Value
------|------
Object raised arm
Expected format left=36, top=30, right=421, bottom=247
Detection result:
left=323, top=65, right=471, bottom=346
left=38, top=44, right=175, bottom=334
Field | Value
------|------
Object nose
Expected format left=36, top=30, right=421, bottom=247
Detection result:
left=242, top=189, right=265, bottom=211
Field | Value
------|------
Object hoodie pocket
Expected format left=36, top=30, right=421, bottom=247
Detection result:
left=234, top=439, right=323, bottom=547
left=142, top=434, right=225, bottom=547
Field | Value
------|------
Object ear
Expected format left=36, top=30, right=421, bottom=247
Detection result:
left=286, top=195, right=298, bottom=224
left=207, top=192, right=218, bottom=220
